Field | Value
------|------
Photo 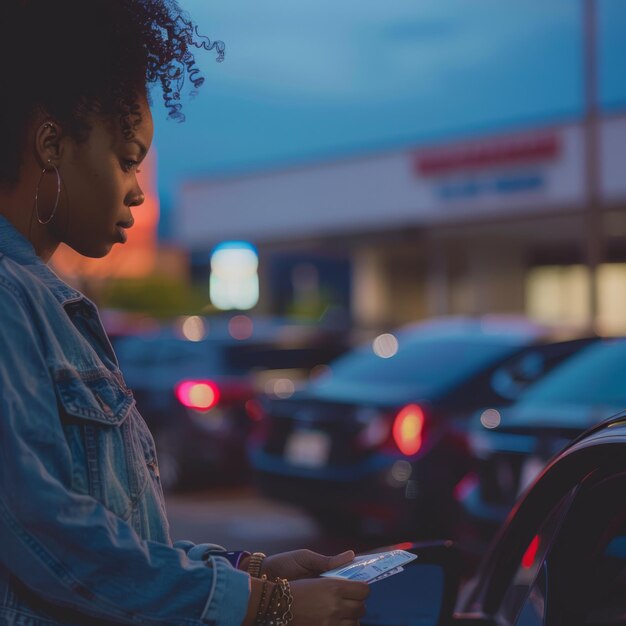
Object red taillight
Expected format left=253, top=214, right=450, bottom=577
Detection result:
left=522, top=535, right=540, bottom=569
left=392, top=404, right=425, bottom=456
left=175, top=380, right=220, bottom=411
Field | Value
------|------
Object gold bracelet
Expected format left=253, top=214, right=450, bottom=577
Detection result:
left=263, top=577, right=293, bottom=626
left=254, top=575, right=269, bottom=625
left=247, top=552, right=266, bottom=578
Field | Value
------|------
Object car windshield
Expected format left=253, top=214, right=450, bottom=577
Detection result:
left=115, top=336, right=245, bottom=374
left=115, top=331, right=343, bottom=379
left=314, top=335, right=523, bottom=394
left=516, top=339, right=626, bottom=407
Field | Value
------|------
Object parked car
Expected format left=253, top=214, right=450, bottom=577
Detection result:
left=249, top=316, right=595, bottom=537
left=362, top=411, right=626, bottom=625
left=459, top=337, right=626, bottom=541
left=114, top=315, right=350, bottom=490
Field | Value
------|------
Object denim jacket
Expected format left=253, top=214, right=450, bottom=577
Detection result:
left=0, top=215, right=250, bottom=626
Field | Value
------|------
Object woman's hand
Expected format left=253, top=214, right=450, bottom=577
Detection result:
left=261, top=549, right=356, bottom=580
left=290, top=577, right=370, bottom=626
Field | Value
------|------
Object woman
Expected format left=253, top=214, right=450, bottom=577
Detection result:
left=0, top=1, right=369, bottom=624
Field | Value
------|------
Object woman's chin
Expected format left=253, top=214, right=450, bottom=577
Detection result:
left=71, top=241, right=114, bottom=259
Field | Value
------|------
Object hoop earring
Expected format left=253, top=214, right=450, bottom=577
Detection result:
left=35, top=159, right=61, bottom=225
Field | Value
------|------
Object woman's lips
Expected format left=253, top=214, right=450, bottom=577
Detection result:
left=116, top=226, right=128, bottom=243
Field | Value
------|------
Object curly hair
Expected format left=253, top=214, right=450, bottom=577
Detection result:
left=0, top=0, right=224, bottom=185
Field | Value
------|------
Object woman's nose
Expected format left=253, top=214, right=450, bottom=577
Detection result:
left=129, top=192, right=145, bottom=208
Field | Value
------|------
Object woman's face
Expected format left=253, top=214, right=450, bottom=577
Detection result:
left=49, top=97, right=154, bottom=258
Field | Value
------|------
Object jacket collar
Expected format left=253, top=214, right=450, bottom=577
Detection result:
left=0, top=214, right=83, bottom=305
left=0, top=214, right=42, bottom=266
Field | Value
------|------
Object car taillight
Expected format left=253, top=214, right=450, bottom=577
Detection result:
left=392, top=404, right=425, bottom=456
left=175, top=380, right=220, bottom=411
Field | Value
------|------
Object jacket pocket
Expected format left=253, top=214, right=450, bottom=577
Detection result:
left=53, top=367, right=145, bottom=522
left=53, top=367, right=134, bottom=425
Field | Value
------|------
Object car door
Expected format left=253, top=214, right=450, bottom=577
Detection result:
left=538, top=468, right=626, bottom=626
left=459, top=430, right=626, bottom=626
left=495, top=469, right=626, bottom=626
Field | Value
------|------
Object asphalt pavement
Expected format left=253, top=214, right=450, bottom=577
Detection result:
left=164, top=486, right=358, bottom=555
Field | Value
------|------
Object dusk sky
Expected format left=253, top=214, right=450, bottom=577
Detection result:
left=151, top=0, right=626, bottom=234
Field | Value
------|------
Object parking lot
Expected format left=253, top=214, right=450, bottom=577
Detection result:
left=166, top=486, right=364, bottom=556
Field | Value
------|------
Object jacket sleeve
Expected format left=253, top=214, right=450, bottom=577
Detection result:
left=0, top=281, right=250, bottom=626
left=174, top=542, right=251, bottom=570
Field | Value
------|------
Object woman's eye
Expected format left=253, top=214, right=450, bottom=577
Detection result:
left=122, top=159, right=141, bottom=173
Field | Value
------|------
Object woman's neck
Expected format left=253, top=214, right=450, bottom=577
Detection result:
left=0, top=182, right=60, bottom=263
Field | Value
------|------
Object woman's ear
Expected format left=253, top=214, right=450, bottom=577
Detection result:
left=34, top=120, right=64, bottom=168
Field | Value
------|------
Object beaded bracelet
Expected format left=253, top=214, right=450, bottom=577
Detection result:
left=254, top=575, right=270, bottom=625
left=262, top=577, right=293, bottom=626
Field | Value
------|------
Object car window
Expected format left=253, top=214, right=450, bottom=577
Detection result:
left=516, top=340, right=626, bottom=407
left=225, top=344, right=340, bottom=372
left=115, top=336, right=242, bottom=373
left=314, top=338, right=521, bottom=394
left=537, top=471, right=626, bottom=625
left=584, top=529, right=626, bottom=625
left=513, top=562, right=547, bottom=626
left=464, top=437, right=626, bottom=626
left=114, top=336, right=160, bottom=367
left=496, top=489, right=576, bottom=625
left=157, top=340, right=212, bottom=365
left=491, top=350, right=547, bottom=400
left=490, top=339, right=595, bottom=402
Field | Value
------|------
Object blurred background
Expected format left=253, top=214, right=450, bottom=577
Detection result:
left=54, top=0, right=626, bottom=567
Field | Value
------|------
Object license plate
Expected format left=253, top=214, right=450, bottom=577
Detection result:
left=284, top=430, right=331, bottom=468
left=517, top=457, right=545, bottom=496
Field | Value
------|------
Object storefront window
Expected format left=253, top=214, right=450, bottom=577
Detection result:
left=597, top=263, right=626, bottom=333
left=525, top=265, right=590, bottom=328
left=526, top=262, right=626, bottom=334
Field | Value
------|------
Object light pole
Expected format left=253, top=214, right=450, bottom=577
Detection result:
left=583, top=0, right=602, bottom=332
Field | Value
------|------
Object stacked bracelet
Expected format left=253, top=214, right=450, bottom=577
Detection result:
left=254, top=575, right=269, bottom=624
left=247, top=552, right=266, bottom=578
left=260, top=577, right=293, bottom=626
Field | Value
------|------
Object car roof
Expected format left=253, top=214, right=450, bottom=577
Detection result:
left=396, top=315, right=602, bottom=348
left=398, top=315, right=548, bottom=342
left=564, top=410, right=626, bottom=451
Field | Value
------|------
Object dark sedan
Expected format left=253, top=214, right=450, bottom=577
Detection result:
left=249, top=317, right=594, bottom=537
left=460, top=337, right=626, bottom=540
left=114, top=316, right=349, bottom=491
left=362, top=411, right=626, bottom=625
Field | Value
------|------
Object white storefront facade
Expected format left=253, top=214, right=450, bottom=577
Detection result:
left=176, top=115, right=626, bottom=333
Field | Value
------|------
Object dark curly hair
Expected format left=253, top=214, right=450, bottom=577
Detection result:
left=0, top=0, right=224, bottom=185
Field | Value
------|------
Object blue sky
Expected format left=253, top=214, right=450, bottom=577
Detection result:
left=151, top=0, right=626, bottom=235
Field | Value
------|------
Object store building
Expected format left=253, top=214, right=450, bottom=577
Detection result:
left=175, top=114, right=626, bottom=334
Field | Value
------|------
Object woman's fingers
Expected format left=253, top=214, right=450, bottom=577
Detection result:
left=338, top=598, right=367, bottom=619
left=338, top=580, right=370, bottom=601
left=290, top=577, right=369, bottom=626
left=332, top=583, right=368, bottom=619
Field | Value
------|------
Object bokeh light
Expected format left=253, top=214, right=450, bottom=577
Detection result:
left=372, top=333, right=399, bottom=359
left=180, top=316, right=207, bottom=342
left=228, top=315, right=254, bottom=340
left=480, top=408, right=502, bottom=429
